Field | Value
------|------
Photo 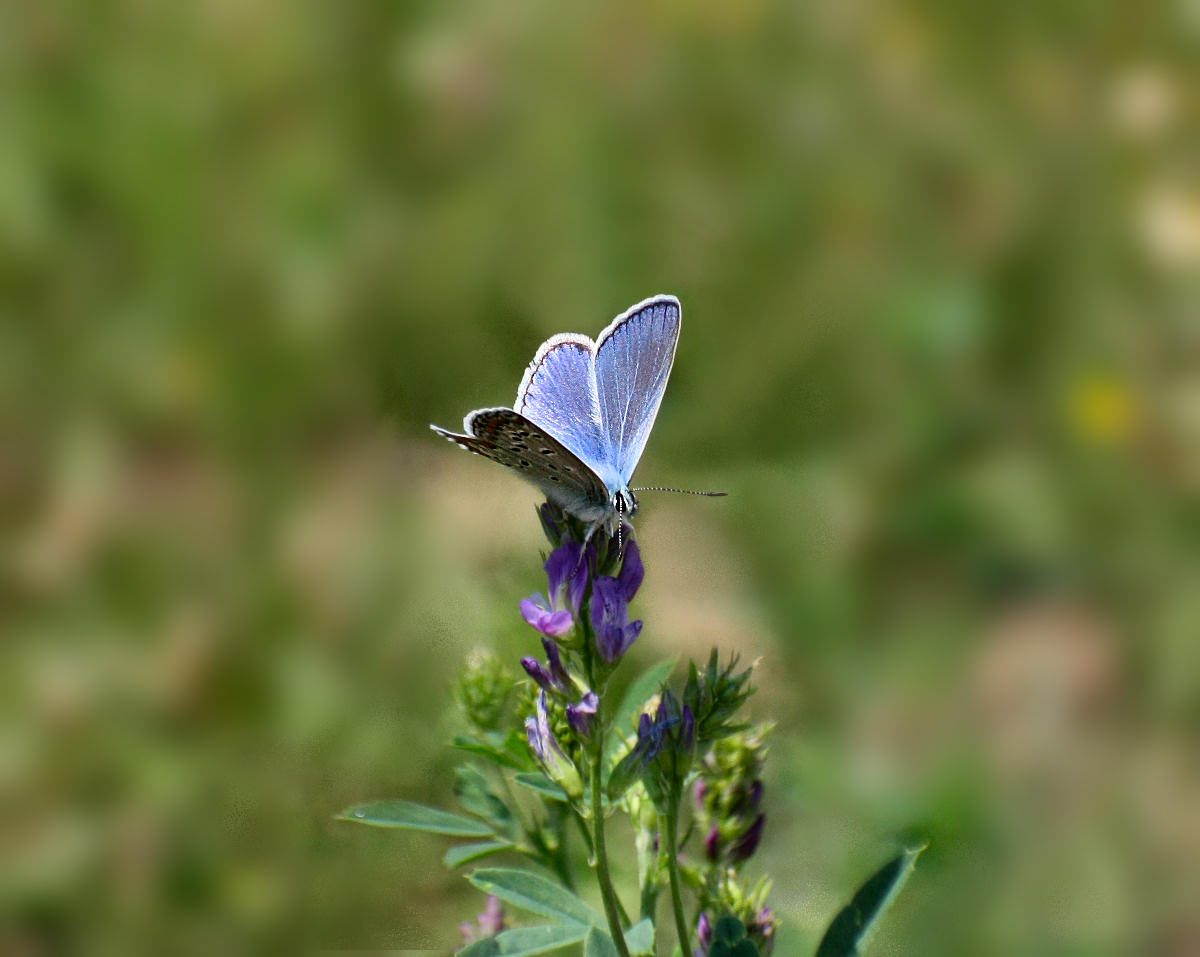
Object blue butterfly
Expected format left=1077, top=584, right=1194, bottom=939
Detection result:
left=432, top=295, right=718, bottom=536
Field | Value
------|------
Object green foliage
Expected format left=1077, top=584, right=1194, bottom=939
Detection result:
left=458, top=924, right=590, bottom=957
left=454, top=733, right=534, bottom=772
left=584, top=926, right=620, bottom=957
left=9, top=0, right=1191, bottom=951
left=623, top=919, right=656, bottom=955
left=711, top=917, right=759, bottom=957
left=459, top=652, right=518, bottom=734
left=455, top=765, right=518, bottom=840
left=815, top=847, right=925, bottom=957
left=444, top=841, right=515, bottom=870
left=513, top=772, right=569, bottom=803
left=467, top=868, right=604, bottom=928
left=336, top=800, right=496, bottom=837
left=685, top=651, right=756, bottom=747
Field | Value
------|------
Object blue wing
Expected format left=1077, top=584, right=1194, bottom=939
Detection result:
left=514, top=333, right=611, bottom=482
left=594, top=295, right=681, bottom=485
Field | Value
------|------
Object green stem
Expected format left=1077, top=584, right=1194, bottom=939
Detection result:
left=582, top=608, right=629, bottom=953
left=660, top=799, right=691, bottom=954
left=591, top=729, right=631, bottom=957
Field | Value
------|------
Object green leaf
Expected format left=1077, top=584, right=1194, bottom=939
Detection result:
left=457, top=923, right=589, bottom=956
left=814, top=845, right=926, bottom=957
left=605, top=749, right=642, bottom=802
left=468, top=867, right=603, bottom=926
left=336, top=800, right=495, bottom=837
left=624, top=918, right=655, bottom=955
left=715, top=916, right=746, bottom=942
left=454, top=732, right=531, bottom=771
left=606, top=659, right=677, bottom=757
left=455, top=765, right=518, bottom=837
left=444, top=840, right=514, bottom=869
left=583, top=927, right=619, bottom=957
left=513, top=772, right=569, bottom=802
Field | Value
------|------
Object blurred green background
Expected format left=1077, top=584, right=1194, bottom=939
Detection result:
left=4, top=1, right=1199, bottom=954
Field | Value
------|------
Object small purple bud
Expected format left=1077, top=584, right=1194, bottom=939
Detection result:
left=566, top=691, right=599, bottom=736
left=698, top=912, right=713, bottom=948
left=526, top=692, right=566, bottom=764
left=542, top=637, right=572, bottom=692
left=638, top=712, right=653, bottom=739
left=616, top=539, right=644, bottom=600
left=693, top=778, right=708, bottom=808
left=727, top=813, right=765, bottom=864
left=460, top=922, right=477, bottom=944
left=679, top=705, right=695, bottom=752
left=705, top=823, right=721, bottom=862
left=521, top=656, right=555, bottom=693
left=524, top=716, right=542, bottom=759
left=756, top=907, right=774, bottom=935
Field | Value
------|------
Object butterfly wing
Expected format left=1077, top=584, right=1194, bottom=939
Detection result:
left=513, top=334, right=613, bottom=488
left=594, top=295, right=681, bottom=486
left=430, top=408, right=612, bottom=521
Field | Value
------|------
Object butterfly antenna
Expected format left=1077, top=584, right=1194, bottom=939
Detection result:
left=630, top=486, right=728, bottom=497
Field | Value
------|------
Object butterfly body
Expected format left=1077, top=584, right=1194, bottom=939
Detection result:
left=431, top=295, right=681, bottom=535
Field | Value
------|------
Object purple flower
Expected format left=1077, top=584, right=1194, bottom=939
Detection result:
left=460, top=895, right=505, bottom=943
left=616, top=539, right=644, bottom=600
left=634, top=709, right=673, bottom=763
left=521, top=542, right=589, bottom=638
left=524, top=691, right=582, bottom=796
left=545, top=541, right=588, bottom=615
left=698, top=912, right=713, bottom=948
left=521, top=656, right=554, bottom=692
left=566, top=690, right=599, bottom=736
left=478, top=896, right=505, bottom=935
left=520, top=596, right=574, bottom=638
left=727, top=812, right=765, bottom=864
left=590, top=576, right=643, bottom=662
left=525, top=691, right=567, bottom=766
left=521, top=638, right=574, bottom=695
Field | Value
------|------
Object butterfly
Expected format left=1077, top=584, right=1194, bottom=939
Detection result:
left=431, top=294, right=721, bottom=539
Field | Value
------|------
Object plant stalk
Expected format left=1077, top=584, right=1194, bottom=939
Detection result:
left=592, top=739, right=632, bottom=957
left=661, top=798, right=691, bottom=953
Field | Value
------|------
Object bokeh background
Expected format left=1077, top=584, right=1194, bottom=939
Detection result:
left=4, top=1, right=1199, bottom=954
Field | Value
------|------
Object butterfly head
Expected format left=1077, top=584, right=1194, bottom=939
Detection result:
left=614, top=488, right=638, bottom=523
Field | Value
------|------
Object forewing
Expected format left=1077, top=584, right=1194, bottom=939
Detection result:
left=513, top=334, right=609, bottom=475
left=594, top=295, right=681, bottom=484
left=430, top=408, right=610, bottom=512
